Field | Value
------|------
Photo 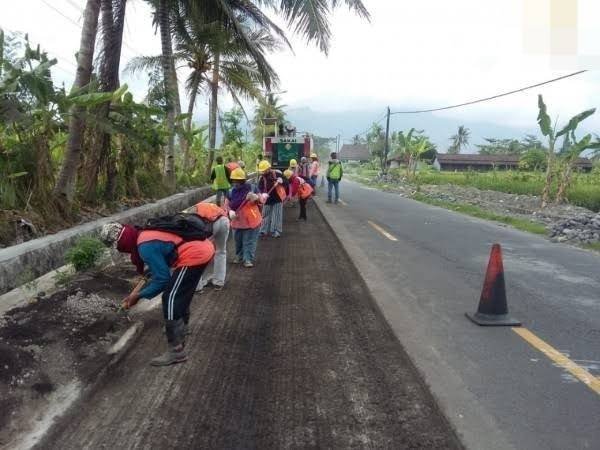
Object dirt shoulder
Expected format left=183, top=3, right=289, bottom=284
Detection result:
left=36, top=204, right=461, bottom=449
left=0, top=264, right=139, bottom=448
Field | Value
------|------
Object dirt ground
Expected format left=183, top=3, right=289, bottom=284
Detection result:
left=0, top=265, right=137, bottom=447
left=36, top=203, right=461, bottom=450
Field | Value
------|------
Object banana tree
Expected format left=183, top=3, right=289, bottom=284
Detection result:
left=555, top=132, right=600, bottom=203
left=537, top=95, right=596, bottom=206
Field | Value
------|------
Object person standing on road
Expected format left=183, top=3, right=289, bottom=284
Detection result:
left=284, top=169, right=311, bottom=221
left=310, top=153, right=320, bottom=188
left=100, top=223, right=214, bottom=366
left=299, top=156, right=311, bottom=181
left=193, top=202, right=229, bottom=291
left=327, top=152, right=343, bottom=204
left=258, top=160, right=285, bottom=238
left=210, top=156, right=231, bottom=206
left=227, top=168, right=264, bottom=267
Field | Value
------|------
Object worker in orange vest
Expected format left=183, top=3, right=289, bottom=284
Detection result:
left=100, top=222, right=214, bottom=366
left=225, top=157, right=240, bottom=172
left=284, top=169, right=313, bottom=221
left=193, top=202, right=229, bottom=291
left=227, top=168, right=264, bottom=267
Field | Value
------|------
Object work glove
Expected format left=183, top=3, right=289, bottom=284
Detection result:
left=246, top=192, right=259, bottom=202
left=299, top=178, right=306, bottom=185
left=228, top=210, right=237, bottom=221
left=276, top=177, right=283, bottom=184
left=259, top=193, right=269, bottom=203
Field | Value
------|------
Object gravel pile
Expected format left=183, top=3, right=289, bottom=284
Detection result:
left=549, top=213, right=600, bottom=244
left=64, top=290, right=117, bottom=322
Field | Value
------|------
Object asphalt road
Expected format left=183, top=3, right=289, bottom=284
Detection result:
left=37, top=205, right=460, bottom=450
left=317, top=179, right=600, bottom=450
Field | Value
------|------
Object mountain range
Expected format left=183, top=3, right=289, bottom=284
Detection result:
left=285, top=107, right=540, bottom=153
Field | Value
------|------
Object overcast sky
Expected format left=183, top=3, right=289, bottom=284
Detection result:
left=2, top=0, right=600, bottom=138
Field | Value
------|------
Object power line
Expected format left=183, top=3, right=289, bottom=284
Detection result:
left=37, top=0, right=146, bottom=58
left=352, top=112, right=388, bottom=138
left=39, top=0, right=82, bottom=28
left=390, top=70, right=588, bottom=115
left=64, top=0, right=84, bottom=14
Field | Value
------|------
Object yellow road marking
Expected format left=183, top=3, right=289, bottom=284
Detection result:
left=367, top=221, right=398, bottom=242
left=513, top=327, right=600, bottom=396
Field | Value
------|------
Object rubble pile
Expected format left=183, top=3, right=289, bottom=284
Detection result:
left=549, top=213, right=600, bottom=244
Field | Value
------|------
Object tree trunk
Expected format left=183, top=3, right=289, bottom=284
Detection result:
left=541, top=140, right=555, bottom=208
left=183, top=75, right=199, bottom=172
left=159, top=0, right=177, bottom=192
left=81, top=0, right=126, bottom=203
left=53, top=0, right=100, bottom=207
left=555, top=162, right=573, bottom=204
left=205, top=52, right=220, bottom=179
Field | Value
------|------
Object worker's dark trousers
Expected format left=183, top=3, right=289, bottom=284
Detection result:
left=162, top=265, right=206, bottom=322
left=299, top=198, right=307, bottom=220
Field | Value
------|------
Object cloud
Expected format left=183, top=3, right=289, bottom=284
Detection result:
left=3, top=0, right=599, bottom=135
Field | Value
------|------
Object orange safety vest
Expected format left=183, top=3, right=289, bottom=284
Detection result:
left=297, top=182, right=313, bottom=199
left=225, top=162, right=239, bottom=172
left=230, top=201, right=262, bottom=230
left=138, top=230, right=214, bottom=268
left=174, top=240, right=215, bottom=268
left=275, top=185, right=287, bottom=202
left=137, top=230, right=183, bottom=246
left=195, top=202, right=227, bottom=222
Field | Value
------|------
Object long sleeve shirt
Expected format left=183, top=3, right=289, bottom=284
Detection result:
left=137, top=241, right=177, bottom=299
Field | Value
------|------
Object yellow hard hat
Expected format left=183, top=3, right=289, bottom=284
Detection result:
left=283, top=169, right=293, bottom=179
left=258, top=160, right=271, bottom=172
left=230, top=167, right=246, bottom=181
left=310, top=153, right=318, bottom=158
left=289, top=159, right=298, bottom=168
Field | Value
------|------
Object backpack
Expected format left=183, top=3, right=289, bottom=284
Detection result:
left=143, top=213, right=213, bottom=241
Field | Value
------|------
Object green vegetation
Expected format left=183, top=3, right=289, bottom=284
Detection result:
left=65, top=237, right=106, bottom=271
left=1, top=1, right=370, bottom=242
left=412, top=193, right=548, bottom=235
left=412, top=170, right=600, bottom=212
left=584, top=242, right=600, bottom=252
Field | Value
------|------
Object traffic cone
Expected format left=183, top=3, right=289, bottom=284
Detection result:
left=466, top=244, right=521, bottom=326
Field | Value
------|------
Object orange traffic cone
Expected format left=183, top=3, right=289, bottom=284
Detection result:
left=466, top=244, right=521, bottom=326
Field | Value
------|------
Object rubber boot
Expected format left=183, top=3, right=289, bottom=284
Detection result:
left=150, top=319, right=187, bottom=366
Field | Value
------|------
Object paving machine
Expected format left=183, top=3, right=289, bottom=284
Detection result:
left=261, top=118, right=313, bottom=170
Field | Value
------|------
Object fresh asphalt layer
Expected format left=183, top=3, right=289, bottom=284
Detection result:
left=317, top=179, right=600, bottom=450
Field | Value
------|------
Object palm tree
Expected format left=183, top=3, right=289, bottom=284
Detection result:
left=126, top=16, right=280, bottom=173
left=448, top=125, right=470, bottom=154
left=276, top=0, right=370, bottom=53
left=252, top=93, right=286, bottom=144
left=81, top=0, right=128, bottom=203
left=53, top=0, right=101, bottom=207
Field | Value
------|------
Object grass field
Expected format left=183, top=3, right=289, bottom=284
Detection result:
left=345, top=164, right=600, bottom=212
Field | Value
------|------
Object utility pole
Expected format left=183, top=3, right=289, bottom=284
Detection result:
left=383, top=106, right=391, bottom=174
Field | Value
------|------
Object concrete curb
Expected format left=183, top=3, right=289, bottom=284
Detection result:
left=0, top=186, right=212, bottom=295
left=313, top=196, right=516, bottom=450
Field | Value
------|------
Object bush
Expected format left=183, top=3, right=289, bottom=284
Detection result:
left=65, top=237, right=106, bottom=271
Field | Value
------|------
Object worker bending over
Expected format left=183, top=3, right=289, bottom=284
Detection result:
left=101, top=223, right=214, bottom=366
